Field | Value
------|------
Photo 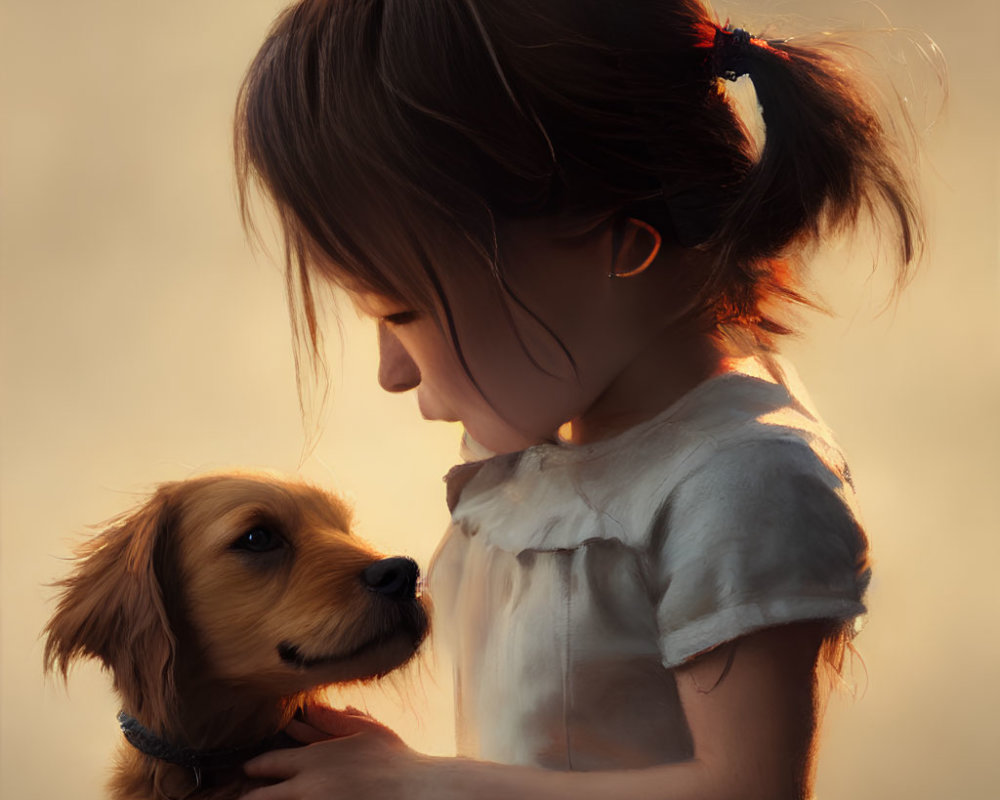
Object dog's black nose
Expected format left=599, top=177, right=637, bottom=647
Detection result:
left=362, top=557, right=419, bottom=600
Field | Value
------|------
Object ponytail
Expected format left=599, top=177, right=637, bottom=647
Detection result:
left=689, top=22, right=922, bottom=334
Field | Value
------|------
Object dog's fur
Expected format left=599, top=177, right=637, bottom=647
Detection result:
left=44, top=473, right=429, bottom=800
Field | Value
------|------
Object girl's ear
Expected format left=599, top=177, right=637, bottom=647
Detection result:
left=44, top=487, right=179, bottom=727
left=609, top=216, right=663, bottom=278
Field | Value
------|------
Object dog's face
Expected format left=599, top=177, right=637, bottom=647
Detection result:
left=167, top=476, right=427, bottom=693
left=45, top=473, right=428, bottom=723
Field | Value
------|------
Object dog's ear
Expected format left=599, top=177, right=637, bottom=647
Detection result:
left=44, top=486, right=179, bottom=727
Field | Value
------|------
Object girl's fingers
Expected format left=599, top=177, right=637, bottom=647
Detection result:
left=283, top=719, right=333, bottom=744
left=340, top=705, right=376, bottom=720
left=302, top=704, right=384, bottom=737
left=244, top=747, right=306, bottom=780
left=239, top=784, right=296, bottom=800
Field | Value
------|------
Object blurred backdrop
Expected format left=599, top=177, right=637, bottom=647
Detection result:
left=2, top=1, right=997, bottom=797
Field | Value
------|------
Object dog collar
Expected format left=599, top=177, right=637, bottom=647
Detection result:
left=117, top=710, right=298, bottom=781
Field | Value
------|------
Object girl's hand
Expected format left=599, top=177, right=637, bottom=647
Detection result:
left=242, top=622, right=828, bottom=800
left=240, top=706, right=437, bottom=800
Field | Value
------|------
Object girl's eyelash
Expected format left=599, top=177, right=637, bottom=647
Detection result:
left=382, top=310, right=419, bottom=326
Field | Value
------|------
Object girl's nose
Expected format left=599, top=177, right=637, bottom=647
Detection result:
left=377, top=322, right=421, bottom=393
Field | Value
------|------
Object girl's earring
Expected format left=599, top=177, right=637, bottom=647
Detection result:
left=608, top=217, right=662, bottom=279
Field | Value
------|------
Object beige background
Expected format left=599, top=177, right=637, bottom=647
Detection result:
left=2, top=1, right=997, bottom=797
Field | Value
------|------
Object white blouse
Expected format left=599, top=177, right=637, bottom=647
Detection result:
left=428, top=357, right=870, bottom=770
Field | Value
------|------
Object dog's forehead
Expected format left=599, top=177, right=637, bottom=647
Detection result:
left=176, top=476, right=352, bottom=533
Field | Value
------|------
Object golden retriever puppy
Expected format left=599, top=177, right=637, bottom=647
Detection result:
left=44, top=473, right=429, bottom=800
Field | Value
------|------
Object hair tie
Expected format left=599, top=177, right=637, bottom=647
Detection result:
left=713, top=26, right=755, bottom=82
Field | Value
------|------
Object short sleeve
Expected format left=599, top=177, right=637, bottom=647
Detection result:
left=654, top=437, right=870, bottom=669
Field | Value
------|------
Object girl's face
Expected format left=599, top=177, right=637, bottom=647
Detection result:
left=354, top=291, right=544, bottom=454
left=349, top=216, right=707, bottom=454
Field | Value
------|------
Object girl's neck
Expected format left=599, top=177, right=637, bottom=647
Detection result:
left=565, top=323, right=728, bottom=446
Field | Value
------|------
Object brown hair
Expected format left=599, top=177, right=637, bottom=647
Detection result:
left=234, top=0, right=921, bottom=387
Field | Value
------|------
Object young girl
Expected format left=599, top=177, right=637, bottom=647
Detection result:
left=233, top=0, right=920, bottom=797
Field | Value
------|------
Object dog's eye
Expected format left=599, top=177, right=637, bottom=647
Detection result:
left=232, top=527, right=283, bottom=553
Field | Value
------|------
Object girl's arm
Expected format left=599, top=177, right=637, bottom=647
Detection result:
left=242, top=621, right=829, bottom=800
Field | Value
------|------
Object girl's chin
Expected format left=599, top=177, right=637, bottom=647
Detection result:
left=463, top=425, right=550, bottom=457
left=416, top=397, right=550, bottom=454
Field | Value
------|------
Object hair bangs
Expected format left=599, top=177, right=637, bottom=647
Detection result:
left=237, top=1, right=559, bottom=318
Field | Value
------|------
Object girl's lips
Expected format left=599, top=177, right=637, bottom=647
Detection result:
left=417, top=392, right=458, bottom=423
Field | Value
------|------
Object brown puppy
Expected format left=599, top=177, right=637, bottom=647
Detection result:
left=44, top=473, right=429, bottom=800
